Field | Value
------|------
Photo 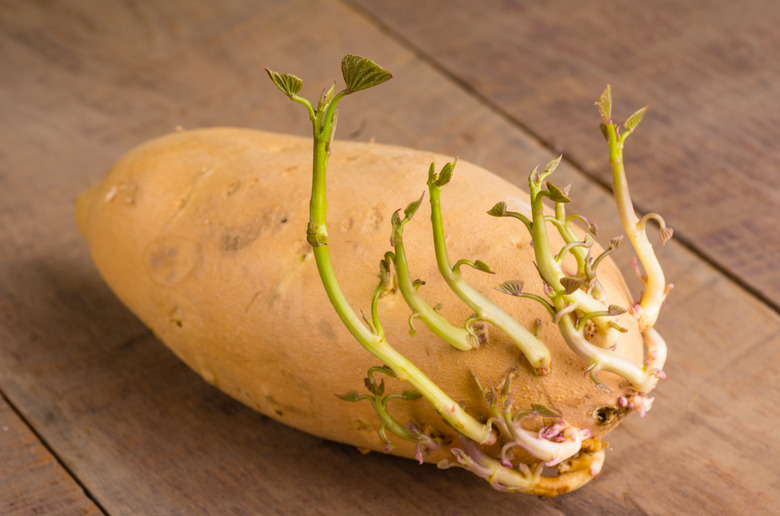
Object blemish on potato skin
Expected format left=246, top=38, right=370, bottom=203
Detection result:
left=592, top=405, right=629, bottom=428
left=145, top=238, right=199, bottom=285
left=168, top=305, right=184, bottom=328
left=361, top=208, right=384, bottom=233
left=104, top=181, right=137, bottom=204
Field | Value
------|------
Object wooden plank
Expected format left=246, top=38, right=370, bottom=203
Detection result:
left=0, top=0, right=777, bottom=513
left=0, top=395, right=102, bottom=515
left=347, top=0, right=780, bottom=310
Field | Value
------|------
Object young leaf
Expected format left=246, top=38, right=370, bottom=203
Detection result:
left=608, top=235, right=624, bottom=250
left=391, top=209, right=402, bottom=229
left=607, top=304, right=627, bottom=316
left=266, top=69, right=303, bottom=98
left=624, top=106, right=648, bottom=133
left=404, top=192, right=425, bottom=221
left=401, top=389, right=423, bottom=400
left=341, top=55, right=392, bottom=93
left=487, top=201, right=507, bottom=217
left=545, top=155, right=563, bottom=175
left=659, top=226, right=674, bottom=246
left=337, top=391, right=362, bottom=402
left=473, top=260, right=494, bottom=274
left=531, top=403, right=561, bottom=418
left=546, top=182, right=571, bottom=203
left=599, top=122, right=610, bottom=142
left=435, top=161, right=455, bottom=187
left=596, top=85, right=612, bottom=124
left=495, top=280, right=524, bottom=297
left=529, top=165, right=541, bottom=185
left=318, top=82, right=336, bottom=111
left=560, top=276, right=584, bottom=295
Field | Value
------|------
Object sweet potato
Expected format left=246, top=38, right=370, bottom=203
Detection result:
left=76, top=56, right=669, bottom=495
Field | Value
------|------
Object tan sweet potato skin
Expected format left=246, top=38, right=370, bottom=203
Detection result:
left=76, top=128, right=642, bottom=463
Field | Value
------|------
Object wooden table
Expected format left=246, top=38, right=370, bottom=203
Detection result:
left=2, top=1, right=778, bottom=513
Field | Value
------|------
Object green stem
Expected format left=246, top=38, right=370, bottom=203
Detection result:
left=428, top=175, right=551, bottom=374
left=528, top=180, right=618, bottom=348
left=307, top=95, right=493, bottom=444
left=392, top=243, right=478, bottom=350
left=606, top=123, right=668, bottom=331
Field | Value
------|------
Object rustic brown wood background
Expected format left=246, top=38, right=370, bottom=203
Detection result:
left=1, top=0, right=778, bottom=514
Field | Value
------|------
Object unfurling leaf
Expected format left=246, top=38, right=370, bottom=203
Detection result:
left=607, top=304, right=627, bottom=316
left=608, top=235, right=624, bottom=250
left=495, top=280, right=524, bottom=297
left=624, top=106, right=648, bottom=132
left=404, top=192, right=425, bottom=221
left=473, top=260, right=494, bottom=274
left=266, top=69, right=303, bottom=98
left=596, top=85, right=612, bottom=124
left=545, top=155, right=563, bottom=175
left=529, top=165, right=541, bottom=185
left=341, top=55, right=392, bottom=93
left=487, top=201, right=507, bottom=217
left=599, top=122, right=610, bottom=142
left=659, top=226, right=674, bottom=246
left=391, top=209, right=402, bottom=229
left=547, top=182, right=571, bottom=203
left=560, top=276, right=584, bottom=295
left=318, top=83, right=336, bottom=111
left=337, top=391, right=362, bottom=402
left=401, top=389, right=422, bottom=400
left=531, top=403, right=561, bottom=418
left=436, top=161, right=456, bottom=187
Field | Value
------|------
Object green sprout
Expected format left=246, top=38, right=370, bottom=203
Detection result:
left=267, top=56, right=495, bottom=446
left=268, top=56, right=669, bottom=494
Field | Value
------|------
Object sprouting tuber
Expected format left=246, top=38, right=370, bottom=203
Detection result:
left=76, top=55, right=670, bottom=496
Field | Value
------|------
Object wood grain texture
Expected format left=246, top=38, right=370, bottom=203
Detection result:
left=0, top=0, right=778, bottom=514
left=348, top=0, right=780, bottom=309
left=0, top=396, right=102, bottom=515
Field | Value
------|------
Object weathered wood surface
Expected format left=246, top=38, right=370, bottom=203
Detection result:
left=0, top=0, right=778, bottom=514
left=0, top=396, right=102, bottom=515
left=349, top=0, right=780, bottom=310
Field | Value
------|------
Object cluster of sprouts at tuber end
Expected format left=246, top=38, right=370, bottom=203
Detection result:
left=267, top=55, right=670, bottom=496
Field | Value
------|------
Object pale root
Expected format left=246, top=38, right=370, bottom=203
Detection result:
left=76, top=128, right=643, bottom=464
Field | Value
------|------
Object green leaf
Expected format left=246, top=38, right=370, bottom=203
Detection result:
left=546, top=182, right=571, bottom=203
left=473, top=260, right=494, bottom=274
left=495, top=280, right=524, bottom=297
left=404, top=192, right=425, bottom=221
left=599, top=122, right=610, bottom=142
left=487, top=201, right=507, bottom=217
left=391, top=209, right=402, bottom=229
left=318, top=83, right=336, bottom=111
left=545, top=155, right=563, bottom=175
left=266, top=69, right=303, bottom=98
left=607, top=304, right=627, bottom=316
left=560, top=276, right=584, bottom=295
left=435, top=161, right=455, bottom=187
left=529, top=165, right=541, bottom=185
left=624, top=106, right=648, bottom=132
left=401, top=389, right=422, bottom=400
left=531, top=403, right=561, bottom=418
left=341, top=55, right=392, bottom=93
left=337, top=391, right=362, bottom=402
left=596, top=85, right=612, bottom=124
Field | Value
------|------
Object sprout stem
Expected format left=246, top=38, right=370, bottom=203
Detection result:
left=271, top=58, right=495, bottom=445
left=428, top=164, right=552, bottom=374
left=604, top=118, right=669, bottom=331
